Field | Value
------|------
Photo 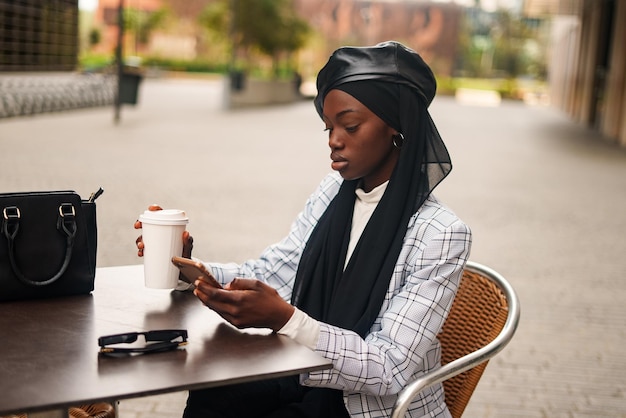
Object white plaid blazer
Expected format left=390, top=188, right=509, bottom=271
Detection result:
left=208, top=172, right=472, bottom=417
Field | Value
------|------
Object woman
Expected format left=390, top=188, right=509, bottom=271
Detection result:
left=136, top=41, right=471, bottom=417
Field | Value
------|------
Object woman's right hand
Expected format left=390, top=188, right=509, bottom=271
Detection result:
left=134, top=204, right=194, bottom=258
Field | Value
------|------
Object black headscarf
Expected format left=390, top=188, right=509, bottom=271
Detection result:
left=292, top=41, right=452, bottom=338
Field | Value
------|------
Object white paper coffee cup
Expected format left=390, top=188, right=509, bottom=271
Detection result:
left=139, top=209, right=189, bottom=289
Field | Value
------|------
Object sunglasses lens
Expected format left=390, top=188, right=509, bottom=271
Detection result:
left=98, top=332, right=139, bottom=346
left=145, top=329, right=187, bottom=342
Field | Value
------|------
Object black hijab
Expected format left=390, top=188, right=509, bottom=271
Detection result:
left=292, top=41, right=452, bottom=338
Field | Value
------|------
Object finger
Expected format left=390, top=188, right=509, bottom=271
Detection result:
left=182, top=231, right=194, bottom=258
left=148, top=204, right=163, bottom=211
left=193, top=283, right=233, bottom=308
left=135, top=236, right=145, bottom=257
left=134, top=220, right=142, bottom=230
left=227, top=278, right=260, bottom=291
left=195, top=288, right=248, bottom=329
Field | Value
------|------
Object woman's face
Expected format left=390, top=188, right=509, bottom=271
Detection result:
left=322, top=89, right=399, bottom=192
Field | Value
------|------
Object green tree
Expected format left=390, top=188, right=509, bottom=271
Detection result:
left=199, top=0, right=310, bottom=76
left=457, top=7, right=547, bottom=80
left=487, top=10, right=546, bottom=79
left=88, top=27, right=101, bottom=48
left=124, top=7, right=169, bottom=52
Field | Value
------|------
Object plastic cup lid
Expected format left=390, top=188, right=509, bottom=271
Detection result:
left=139, top=209, right=189, bottom=225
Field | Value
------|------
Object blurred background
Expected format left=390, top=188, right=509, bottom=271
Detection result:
left=1, top=1, right=626, bottom=417
left=0, top=0, right=625, bottom=145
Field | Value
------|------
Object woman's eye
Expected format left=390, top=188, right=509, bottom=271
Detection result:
left=345, top=125, right=358, bottom=133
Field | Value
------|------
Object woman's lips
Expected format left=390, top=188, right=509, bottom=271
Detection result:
left=330, top=153, right=348, bottom=171
left=331, top=160, right=348, bottom=171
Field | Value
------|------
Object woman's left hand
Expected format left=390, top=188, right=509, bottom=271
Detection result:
left=193, top=278, right=295, bottom=332
left=134, top=204, right=194, bottom=258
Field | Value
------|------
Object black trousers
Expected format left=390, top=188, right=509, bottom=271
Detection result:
left=183, top=375, right=350, bottom=418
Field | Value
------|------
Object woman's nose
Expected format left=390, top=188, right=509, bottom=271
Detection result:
left=328, top=130, right=342, bottom=149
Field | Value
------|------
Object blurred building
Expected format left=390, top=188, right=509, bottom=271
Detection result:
left=0, top=0, right=79, bottom=72
left=542, top=0, right=626, bottom=146
left=294, top=1, right=463, bottom=78
left=0, top=0, right=115, bottom=118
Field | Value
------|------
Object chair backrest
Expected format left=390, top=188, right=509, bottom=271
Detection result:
left=438, top=262, right=512, bottom=418
left=0, top=403, right=115, bottom=418
left=69, top=403, right=116, bottom=418
left=391, top=261, right=519, bottom=418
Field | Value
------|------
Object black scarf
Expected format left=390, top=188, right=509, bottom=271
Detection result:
left=292, top=79, right=451, bottom=338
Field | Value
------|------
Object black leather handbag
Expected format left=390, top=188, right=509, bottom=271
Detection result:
left=0, top=188, right=103, bottom=302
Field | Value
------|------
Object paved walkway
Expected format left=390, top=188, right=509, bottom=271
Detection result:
left=1, top=78, right=625, bottom=417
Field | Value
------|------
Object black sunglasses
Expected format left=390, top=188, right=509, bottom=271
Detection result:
left=98, top=329, right=188, bottom=355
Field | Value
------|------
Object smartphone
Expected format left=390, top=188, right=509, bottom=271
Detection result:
left=171, top=256, right=223, bottom=289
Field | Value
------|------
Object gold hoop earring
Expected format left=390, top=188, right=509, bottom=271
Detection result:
left=392, top=133, right=405, bottom=149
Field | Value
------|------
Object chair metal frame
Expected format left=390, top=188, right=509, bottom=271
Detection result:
left=391, top=261, right=521, bottom=418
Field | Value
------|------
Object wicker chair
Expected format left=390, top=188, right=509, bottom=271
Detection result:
left=68, top=404, right=116, bottom=418
left=391, top=261, right=521, bottom=418
left=1, top=403, right=115, bottom=418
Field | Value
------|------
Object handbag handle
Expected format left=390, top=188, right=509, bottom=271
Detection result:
left=2, top=203, right=77, bottom=287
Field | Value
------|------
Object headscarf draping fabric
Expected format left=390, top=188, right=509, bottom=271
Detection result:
left=292, top=41, right=452, bottom=339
